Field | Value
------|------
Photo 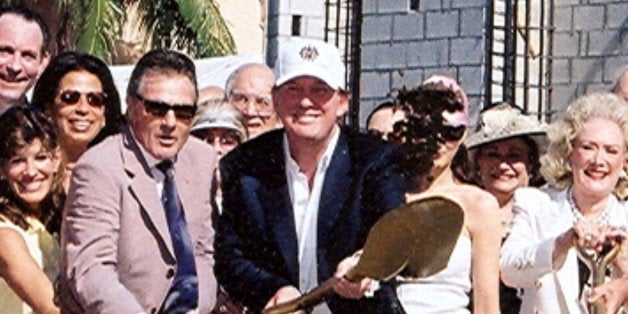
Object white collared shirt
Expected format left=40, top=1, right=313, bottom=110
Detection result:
left=129, top=128, right=173, bottom=198
left=284, top=127, right=340, bottom=314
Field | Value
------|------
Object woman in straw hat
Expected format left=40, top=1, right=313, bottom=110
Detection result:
left=466, top=102, right=547, bottom=237
left=500, top=92, right=628, bottom=313
left=465, top=102, right=547, bottom=314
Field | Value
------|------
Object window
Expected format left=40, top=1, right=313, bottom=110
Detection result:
left=487, top=0, right=554, bottom=121
left=410, top=0, right=420, bottom=11
left=292, top=15, right=302, bottom=36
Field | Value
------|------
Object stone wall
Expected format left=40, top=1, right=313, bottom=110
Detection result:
left=550, top=0, right=627, bottom=113
left=359, top=0, right=490, bottom=126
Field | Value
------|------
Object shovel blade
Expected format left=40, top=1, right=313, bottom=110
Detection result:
left=350, top=196, right=464, bottom=281
left=347, top=208, right=413, bottom=281
left=263, top=196, right=465, bottom=314
left=402, top=196, right=464, bottom=278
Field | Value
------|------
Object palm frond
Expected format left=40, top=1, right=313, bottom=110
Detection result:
left=74, top=0, right=123, bottom=63
left=175, top=0, right=236, bottom=56
left=136, top=0, right=235, bottom=58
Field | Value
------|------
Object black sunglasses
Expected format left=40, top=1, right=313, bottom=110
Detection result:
left=438, top=125, right=466, bottom=142
left=135, top=94, right=197, bottom=120
left=59, top=90, right=107, bottom=107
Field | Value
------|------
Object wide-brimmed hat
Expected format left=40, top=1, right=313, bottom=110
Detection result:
left=465, top=103, right=547, bottom=150
left=274, top=37, right=345, bottom=90
left=191, top=101, right=247, bottom=141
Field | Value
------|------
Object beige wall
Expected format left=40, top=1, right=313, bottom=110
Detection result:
left=215, top=0, right=265, bottom=54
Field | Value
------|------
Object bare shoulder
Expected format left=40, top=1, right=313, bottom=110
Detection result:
left=0, top=227, right=29, bottom=264
left=459, top=185, right=499, bottom=212
left=421, top=184, right=498, bottom=213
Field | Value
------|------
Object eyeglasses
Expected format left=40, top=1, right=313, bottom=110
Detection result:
left=228, top=92, right=273, bottom=115
left=192, top=129, right=241, bottom=149
left=135, top=94, right=197, bottom=120
left=58, top=90, right=107, bottom=107
left=438, top=125, right=466, bottom=142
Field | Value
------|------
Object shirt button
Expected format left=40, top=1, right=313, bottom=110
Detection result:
left=166, top=268, right=175, bottom=279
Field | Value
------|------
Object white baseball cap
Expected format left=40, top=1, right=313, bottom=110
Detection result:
left=274, top=37, right=345, bottom=90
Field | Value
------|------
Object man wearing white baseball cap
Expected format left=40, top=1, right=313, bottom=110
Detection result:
left=215, top=37, right=407, bottom=313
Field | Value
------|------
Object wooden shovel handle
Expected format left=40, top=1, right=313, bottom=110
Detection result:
left=262, top=278, right=338, bottom=314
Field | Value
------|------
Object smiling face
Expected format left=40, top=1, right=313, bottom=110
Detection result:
left=228, top=65, right=277, bottom=138
left=0, top=13, right=48, bottom=107
left=477, top=137, right=532, bottom=199
left=53, top=70, right=106, bottom=151
left=3, top=139, right=58, bottom=212
left=570, top=117, right=625, bottom=199
left=273, top=76, right=348, bottom=149
left=126, top=71, right=196, bottom=160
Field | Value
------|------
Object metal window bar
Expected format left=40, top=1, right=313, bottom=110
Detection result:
left=324, top=0, right=361, bottom=129
left=488, top=0, right=554, bottom=122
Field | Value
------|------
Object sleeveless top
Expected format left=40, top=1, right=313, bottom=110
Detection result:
left=0, top=216, right=59, bottom=314
left=395, top=235, right=472, bottom=314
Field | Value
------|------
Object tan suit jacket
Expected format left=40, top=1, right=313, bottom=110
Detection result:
left=59, top=127, right=217, bottom=313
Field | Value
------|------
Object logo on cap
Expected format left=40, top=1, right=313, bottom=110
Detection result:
left=299, top=45, right=319, bottom=61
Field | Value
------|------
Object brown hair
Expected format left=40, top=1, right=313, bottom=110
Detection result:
left=0, top=107, right=65, bottom=234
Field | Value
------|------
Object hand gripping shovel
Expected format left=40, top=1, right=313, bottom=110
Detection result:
left=263, top=196, right=464, bottom=314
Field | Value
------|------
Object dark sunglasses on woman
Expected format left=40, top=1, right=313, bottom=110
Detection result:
left=438, top=125, right=466, bottom=142
left=59, top=90, right=107, bottom=107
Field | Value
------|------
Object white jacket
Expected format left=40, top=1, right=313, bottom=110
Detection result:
left=500, top=187, right=628, bottom=314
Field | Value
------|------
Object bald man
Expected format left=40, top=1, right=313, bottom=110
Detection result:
left=225, top=63, right=280, bottom=138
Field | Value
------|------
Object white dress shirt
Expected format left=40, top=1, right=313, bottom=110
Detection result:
left=284, top=127, right=340, bottom=314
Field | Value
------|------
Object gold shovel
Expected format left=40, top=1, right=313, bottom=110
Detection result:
left=263, top=196, right=464, bottom=314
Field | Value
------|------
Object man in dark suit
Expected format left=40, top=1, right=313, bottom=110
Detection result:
left=215, top=37, right=406, bottom=313
left=59, top=50, right=217, bottom=313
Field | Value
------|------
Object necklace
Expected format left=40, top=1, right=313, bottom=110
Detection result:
left=567, top=186, right=611, bottom=226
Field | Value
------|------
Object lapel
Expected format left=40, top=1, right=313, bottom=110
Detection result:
left=173, top=147, right=194, bottom=224
left=258, top=133, right=299, bottom=283
left=317, top=130, right=351, bottom=249
left=549, top=190, right=582, bottom=312
left=121, top=128, right=175, bottom=258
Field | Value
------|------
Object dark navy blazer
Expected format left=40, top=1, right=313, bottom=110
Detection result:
left=215, top=126, right=406, bottom=313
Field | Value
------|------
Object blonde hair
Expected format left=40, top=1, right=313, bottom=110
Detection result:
left=541, top=92, right=628, bottom=197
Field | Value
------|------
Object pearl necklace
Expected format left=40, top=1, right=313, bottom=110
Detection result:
left=567, top=187, right=611, bottom=226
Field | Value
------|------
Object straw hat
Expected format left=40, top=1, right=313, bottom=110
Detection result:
left=465, top=103, right=547, bottom=150
left=191, top=101, right=248, bottom=142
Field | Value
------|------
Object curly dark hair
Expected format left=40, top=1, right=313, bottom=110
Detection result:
left=0, top=107, right=65, bottom=234
left=394, top=81, right=471, bottom=184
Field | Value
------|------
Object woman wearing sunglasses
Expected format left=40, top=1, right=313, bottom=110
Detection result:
left=0, top=107, right=64, bottom=313
left=387, top=75, right=500, bottom=314
left=32, top=51, right=124, bottom=190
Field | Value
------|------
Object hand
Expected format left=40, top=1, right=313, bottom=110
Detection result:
left=588, top=277, right=628, bottom=314
left=574, top=219, right=606, bottom=250
left=264, top=286, right=305, bottom=314
left=598, top=226, right=628, bottom=276
left=333, top=252, right=372, bottom=299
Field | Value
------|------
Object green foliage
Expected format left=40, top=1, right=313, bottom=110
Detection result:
left=136, top=0, right=236, bottom=58
left=175, top=0, right=236, bottom=57
left=73, top=0, right=123, bottom=63
left=17, top=0, right=236, bottom=63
